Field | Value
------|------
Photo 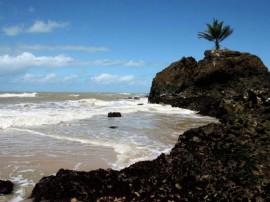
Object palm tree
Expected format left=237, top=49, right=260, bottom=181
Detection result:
left=198, top=19, right=233, bottom=50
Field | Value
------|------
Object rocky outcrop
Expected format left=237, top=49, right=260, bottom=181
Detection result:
left=0, top=180, right=13, bottom=195
left=149, top=50, right=269, bottom=117
left=31, top=50, right=270, bottom=201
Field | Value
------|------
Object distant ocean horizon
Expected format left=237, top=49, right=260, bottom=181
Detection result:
left=0, top=91, right=149, bottom=95
left=0, top=92, right=217, bottom=201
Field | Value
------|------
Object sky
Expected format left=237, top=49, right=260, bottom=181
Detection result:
left=0, top=0, right=269, bottom=93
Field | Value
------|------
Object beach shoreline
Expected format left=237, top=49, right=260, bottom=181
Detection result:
left=0, top=92, right=217, bottom=201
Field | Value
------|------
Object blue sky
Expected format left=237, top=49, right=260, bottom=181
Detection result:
left=0, top=0, right=269, bottom=93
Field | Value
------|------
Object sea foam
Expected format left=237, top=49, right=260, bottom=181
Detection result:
left=0, top=97, right=195, bottom=129
left=0, top=92, right=37, bottom=98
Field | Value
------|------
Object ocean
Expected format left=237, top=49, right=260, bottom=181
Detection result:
left=0, top=92, right=217, bottom=202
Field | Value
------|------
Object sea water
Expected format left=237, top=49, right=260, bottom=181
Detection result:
left=0, top=92, right=217, bottom=201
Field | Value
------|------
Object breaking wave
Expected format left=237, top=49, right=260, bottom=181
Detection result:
left=0, top=92, right=37, bottom=98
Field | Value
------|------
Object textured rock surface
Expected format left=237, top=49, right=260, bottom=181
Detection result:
left=149, top=50, right=269, bottom=117
left=31, top=50, right=270, bottom=201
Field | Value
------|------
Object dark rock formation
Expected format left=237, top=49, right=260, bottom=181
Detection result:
left=0, top=180, right=13, bottom=195
left=149, top=50, right=269, bottom=117
left=108, top=112, right=122, bottom=117
left=31, top=50, right=270, bottom=201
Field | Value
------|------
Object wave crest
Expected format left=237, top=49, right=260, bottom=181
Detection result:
left=0, top=93, right=37, bottom=98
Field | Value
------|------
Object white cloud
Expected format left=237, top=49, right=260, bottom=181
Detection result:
left=27, top=20, right=68, bottom=33
left=125, top=60, right=145, bottom=67
left=85, top=59, right=123, bottom=66
left=2, top=25, right=23, bottom=36
left=2, top=20, right=69, bottom=36
left=22, top=73, right=58, bottom=83
left=82, top=59, right=146, bottom=67
left=0, top=52, right=74, bottom=74
left=19, top=73, right=79, bottom=84
left=18, top=44, right=109, bottom=52
left=91, top=73, right=134, bottom=84
left=0, top=52, right=145, bottom=74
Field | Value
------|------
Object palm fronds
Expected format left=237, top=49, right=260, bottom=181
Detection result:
left=198, top=19, right=233, bottom=50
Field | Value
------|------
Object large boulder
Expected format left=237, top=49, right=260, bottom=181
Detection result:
left=149, top=49, right=269, bottom=117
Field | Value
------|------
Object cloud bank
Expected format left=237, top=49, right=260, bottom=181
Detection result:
left=0, top=52, right=74, bottom=74
left=0, top=51, right=146, bottom=79
left=0, top=52, right=145, bottom=72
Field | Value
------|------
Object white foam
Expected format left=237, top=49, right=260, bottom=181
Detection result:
left=0, top=119, right=12, bottom=129
left=74, top=162, right=82, bottom=170
left=1, top=95, right=201, bottom=169
left=119, top=93, right=132, bottom=95
left=0, top=97, right=196, bottom=130
left=111, top=144, right=173, bottom=170
left=0, top=92, right=37, bottom=98
left=69, top=94, right=80, bottom=97
left=18, top=169, right=36, bottom=173
left=9, top=173, right=35, bottom=202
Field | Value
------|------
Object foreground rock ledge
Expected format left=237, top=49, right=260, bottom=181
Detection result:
left=31, top=50, right=270, bottom=201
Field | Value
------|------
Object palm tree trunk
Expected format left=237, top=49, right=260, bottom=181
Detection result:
left=215, top=40, right=220, bottom=50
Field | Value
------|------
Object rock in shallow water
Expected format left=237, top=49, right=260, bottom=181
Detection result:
left=109, top=126, right=118, bottom=129
left=0, top=180, right=13, bottom=195
left=108, top=112, right=122, bottom=117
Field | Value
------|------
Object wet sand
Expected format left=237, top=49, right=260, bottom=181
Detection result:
left=0, top=130, right=116, bottom=202
left=0, top=151, right=115, bottom=202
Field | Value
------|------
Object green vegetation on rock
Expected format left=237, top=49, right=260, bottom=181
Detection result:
left=198, top=18, right=233, bottom=50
